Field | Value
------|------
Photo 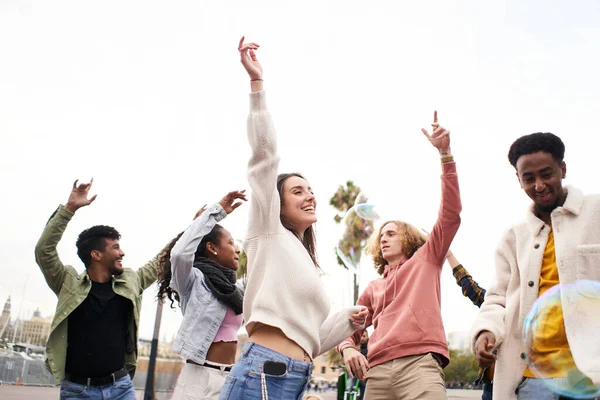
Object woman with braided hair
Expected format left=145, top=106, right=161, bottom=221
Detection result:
left=156, top=190, right=247, bottom=400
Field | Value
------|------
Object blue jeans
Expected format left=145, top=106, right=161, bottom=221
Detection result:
left=481, top=381, right=493, bottom=400
left=60, top=375, right=136, bottom=400
left=516, top=377, right=600, bottom=400
left=219, top=342, right=313, bottom=400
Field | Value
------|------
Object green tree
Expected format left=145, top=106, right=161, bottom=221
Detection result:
left=444, top=348, right=480, bottom=385
left=326, top=347, right=343, bottom=367
left=329, top=181, right=375, bottom=304
left=236, top=245, right=247, bottom=280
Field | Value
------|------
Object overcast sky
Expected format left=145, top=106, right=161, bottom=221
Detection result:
left=1, top=0, right=600, bottom=344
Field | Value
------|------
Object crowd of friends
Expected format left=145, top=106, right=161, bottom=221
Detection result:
left=33, top=38, right=600, bottom=400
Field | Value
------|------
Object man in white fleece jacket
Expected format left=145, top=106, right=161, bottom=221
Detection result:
left=471, top=132, right=600, bottom=400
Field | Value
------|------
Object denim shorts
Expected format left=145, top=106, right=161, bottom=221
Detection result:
left=218, top=342, right=313, bottom=400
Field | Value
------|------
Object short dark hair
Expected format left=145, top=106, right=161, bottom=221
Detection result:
left=508, top=132, right=565, bottom=169
left=76, top=225, right=121, bottom=267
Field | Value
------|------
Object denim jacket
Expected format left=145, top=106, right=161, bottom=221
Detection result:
left=170, top=203, right=244, bottom=364
left=34, top=206, right=159, bottom=384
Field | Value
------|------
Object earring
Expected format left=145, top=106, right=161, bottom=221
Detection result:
left=214, top=252, right=217, bottom=255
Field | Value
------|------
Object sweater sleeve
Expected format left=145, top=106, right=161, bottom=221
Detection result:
left=336, top=284, right=374, bottom=354
left=452, top=264, right=487, bottom=308
left=419, top=161, right=462, bottom=267
left=246, top=91, right=282, bottom=238
left=318, top=305, right=365, bottom=357
left=470, top=230, right=515, bottom=353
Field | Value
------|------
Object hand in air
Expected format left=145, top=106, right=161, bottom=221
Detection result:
left=421, top=111, right=451, bottom=154
left=65, top=179, right=97, bottom=212
left=238, top=36, right=262, bottom=80
left=219, top=190, right=247, bottom=214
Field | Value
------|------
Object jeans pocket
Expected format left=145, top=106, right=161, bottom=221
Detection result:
left=515, top=377, right=529, bottom=394
left=218, top=375, right=237, bottom=399
left=115, top=375, right=133, bottom=389
left=60, top=380, right=87, bottom=398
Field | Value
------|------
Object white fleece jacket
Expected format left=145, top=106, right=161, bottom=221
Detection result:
left=470, top=186, right=600, bottom=399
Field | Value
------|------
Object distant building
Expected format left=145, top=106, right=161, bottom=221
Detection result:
left=20, top=309, right=52, bottom=347
left=138, top=338, right=184, bottom=360
left=0, top=296, right=11, bottom=341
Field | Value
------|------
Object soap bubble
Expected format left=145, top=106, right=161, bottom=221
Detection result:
left=336, top=246, right=358, bottom=274
left=354, top=192, right=368, bottom=205
left=522, top=280, right=600, bottom=399
left=355, top=204, right=379, bottom=220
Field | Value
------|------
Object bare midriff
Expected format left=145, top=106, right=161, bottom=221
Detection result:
left=248, top=323, right=311, bottom=362
left=206, top=341, right=238, bottom=365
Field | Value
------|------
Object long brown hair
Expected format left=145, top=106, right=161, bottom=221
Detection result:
left=366, top=221, right=426, bottom=275
left=277, top=173, right=319, bottom=268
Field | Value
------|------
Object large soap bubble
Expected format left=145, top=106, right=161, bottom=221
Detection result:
left=523, top=280, right=600, bottom=399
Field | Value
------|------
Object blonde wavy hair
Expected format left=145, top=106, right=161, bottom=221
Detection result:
left=366, top=221, right=427, bottom=275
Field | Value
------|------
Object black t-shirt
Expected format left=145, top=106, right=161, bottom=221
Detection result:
left=65, top=280, right=131, bottom=378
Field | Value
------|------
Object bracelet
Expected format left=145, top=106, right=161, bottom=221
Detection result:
left=441, top=155, right=454, bottom=163
left=251, top=78, right=263, bottom=82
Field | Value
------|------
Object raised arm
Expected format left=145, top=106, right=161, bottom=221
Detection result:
left=239, top=37, right=282, bottom=237
left=170, top=191, right=246, bottom=296
left=34, top=179, right=97, bottom=295
left=419, top=111, right=462, bottom=266
left=446, top=251, right=487, bottom=307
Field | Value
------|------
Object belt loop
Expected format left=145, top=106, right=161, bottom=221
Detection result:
left=111, top=372, right=116, bottom=385
left=86, top=378, right=91, bottom=390
left=243, top=342, right=254, bottom=357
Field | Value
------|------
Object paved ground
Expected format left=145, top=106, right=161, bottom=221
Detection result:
left=0, top=385, right=483, bottom=399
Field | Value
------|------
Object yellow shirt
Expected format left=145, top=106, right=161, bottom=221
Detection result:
left=523, top=229, right=575, bottom=378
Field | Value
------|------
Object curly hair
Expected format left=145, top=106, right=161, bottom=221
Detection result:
left=76, top=225, right=121, bottom=267
left=277, top=173, right=319, bottom=269
left=366, top=221, right=426, bottom=275
left=156, top=225, right=225, bottom=308
left=508, top=132, right=565, bottom=169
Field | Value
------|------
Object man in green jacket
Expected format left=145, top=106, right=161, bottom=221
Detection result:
left=34, top=179, right=162, bottom=399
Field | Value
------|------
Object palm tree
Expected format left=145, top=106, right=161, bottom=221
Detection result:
left=329, top=181, right=375, bottom=304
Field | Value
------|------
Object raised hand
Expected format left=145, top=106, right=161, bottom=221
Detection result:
left=219, top=190, right=247, bottom=214
left=193, top=204, right=208, bottom=220
left=238, top=36, right=262, bottom=80
left=65, top=179, right=97, bottom=213
left=421, top=111, right=451, bottom=155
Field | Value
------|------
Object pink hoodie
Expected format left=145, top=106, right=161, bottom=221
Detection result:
left=338, top=161, right=461, bottom=368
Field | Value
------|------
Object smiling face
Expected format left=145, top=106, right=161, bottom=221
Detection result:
left=95, top=238, right=125, bottom=276
left=279, top=175, right=317, bottom=235
left=209, top=229, right=241, bottom=271
left=516, top=151, right=567, bottom=214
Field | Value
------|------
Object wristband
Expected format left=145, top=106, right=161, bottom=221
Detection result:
left=251, top=78, right=263, bottom=82
left=441, top=155, right=454, bottom=163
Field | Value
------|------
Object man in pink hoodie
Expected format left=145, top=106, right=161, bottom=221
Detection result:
left=338, top=112, right=462, bottom=399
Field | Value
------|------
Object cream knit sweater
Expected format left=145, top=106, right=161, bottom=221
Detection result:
left=242, top=91, right=362, bottom=359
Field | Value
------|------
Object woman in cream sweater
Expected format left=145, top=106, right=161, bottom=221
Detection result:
left=218, top=38, right=367, bottom=400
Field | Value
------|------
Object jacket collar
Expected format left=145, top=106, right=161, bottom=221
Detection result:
left=77, top=270, right=126, bottom=284
left=525, top=185, right=583, bottom=235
